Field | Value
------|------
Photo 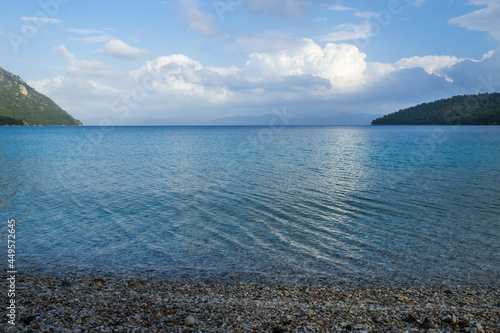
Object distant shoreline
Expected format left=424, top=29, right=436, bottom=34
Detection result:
left=371, top=123, right=500, bottom=126
left=3, top=123, right=500, bottom=127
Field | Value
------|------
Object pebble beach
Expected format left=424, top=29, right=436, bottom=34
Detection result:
left=2, top=274, right=499, bottom=332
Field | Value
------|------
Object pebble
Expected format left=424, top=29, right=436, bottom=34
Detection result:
left=1, top=274, right=497, bottom=332
left=443, top=314, right=456, bottom=324
left=422, top=317, right=435, bottom=329
left=184, top=315, right=195, bottom=326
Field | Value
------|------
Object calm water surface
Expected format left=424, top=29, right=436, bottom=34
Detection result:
left=1, top=126, right=499, bottom=285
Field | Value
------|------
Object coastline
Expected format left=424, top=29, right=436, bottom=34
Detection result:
left=3, top=272, right=499, bottom=332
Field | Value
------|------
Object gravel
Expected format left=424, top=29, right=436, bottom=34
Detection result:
left=1, top=274, right=499, bottom=332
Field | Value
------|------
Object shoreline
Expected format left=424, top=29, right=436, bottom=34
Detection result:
left=13, top=263, right=500, bottom=289
left=3, top=272, right=499, bottom=332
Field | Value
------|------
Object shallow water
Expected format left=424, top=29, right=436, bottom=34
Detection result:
left=1, top=126, right=499, bottom=285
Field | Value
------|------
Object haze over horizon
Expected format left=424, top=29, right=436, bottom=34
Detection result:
left=1, top=0, right=500, bottom=125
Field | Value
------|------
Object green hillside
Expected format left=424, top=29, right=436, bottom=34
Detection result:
left=0, top=115, right=24, bottom=126
left=372, top=93, right=500, bottom=125
left=0, top=67, right=82, bottom=126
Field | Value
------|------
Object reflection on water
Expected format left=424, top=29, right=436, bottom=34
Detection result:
left=0, top=126, right=499, bottom=285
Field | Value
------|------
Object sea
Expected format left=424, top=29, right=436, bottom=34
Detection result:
left=1, top=125, right=499, bottom=286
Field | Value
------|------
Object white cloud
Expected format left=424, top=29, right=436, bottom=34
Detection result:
left=328, top=4, right=356, bottom=11
left=55, top=44, right=122, bottom=77
left=319, top=22, right=372, bottom=42
left=394, top=51, right=495, bottom=82
left=180, top=0, right=220, bottom=37
left=244, top=40, right=367, bottom=92
left=28, top=76, right=65, bottom=95
left=21, top=16, right=61, bottom=24
left=440, top=47, right=500, bottom=93
left=449, top=0, right=500, bottom=41
left=131, top=55, right=233, bottom=105
left=0, top=30, right=3, bottom=35
left=95, top=40, right=151, bottom=60
left=28, top=75, right=125, bottom=120
left=395, top=55, right=461, bottom=74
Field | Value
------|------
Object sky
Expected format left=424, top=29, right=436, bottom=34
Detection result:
left=1, top=0, right=500, bottom=125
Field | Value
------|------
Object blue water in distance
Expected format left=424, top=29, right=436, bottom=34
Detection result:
left=1, top=126, right=499, bottom=286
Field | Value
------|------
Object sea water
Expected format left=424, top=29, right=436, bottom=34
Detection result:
left=1, top=126, right=499, bottom=285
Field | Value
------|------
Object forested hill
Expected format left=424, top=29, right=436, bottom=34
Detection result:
left=0, top=115, right=24, bottom=126
left=372, top=93, right=500, bottom=125
left=0, top=67, right=82, bottom=126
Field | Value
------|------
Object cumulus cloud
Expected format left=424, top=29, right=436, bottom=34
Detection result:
left=130, top=55, right=234, bottom=107
left=34, top=40, right=369, bottom=120
left=95, top=40, right=151, bottom=59
left=449, top=0, right=500, bottom=41
left=55, top=44, right=122, bottom=77
left=179, top=0, right=220, bottom=37
left=244, top=40, right=367, bottom=92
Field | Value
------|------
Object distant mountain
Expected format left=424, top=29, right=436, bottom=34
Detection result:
left=208, top=112, right=380, bottom=126
left=0, top=67, right=82, bottom=126
left=81, top=116, right=204, bottom=126
left=82, top=112, right=380, bottom=126
left=372, top=93, right=500, bottom=125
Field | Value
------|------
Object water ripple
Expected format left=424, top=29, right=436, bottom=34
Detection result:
left=1, top=126, right=499, bottom=286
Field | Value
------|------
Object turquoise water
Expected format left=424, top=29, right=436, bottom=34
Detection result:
left=1, top=126, right=499, bottom=285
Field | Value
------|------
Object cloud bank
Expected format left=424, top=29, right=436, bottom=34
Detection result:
left=23, top=0, right=500, bottom=125
left=28, top=36, right=499, bottom=124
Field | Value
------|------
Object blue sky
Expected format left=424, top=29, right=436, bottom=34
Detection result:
left=1, top=0, right=500, bottom=124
